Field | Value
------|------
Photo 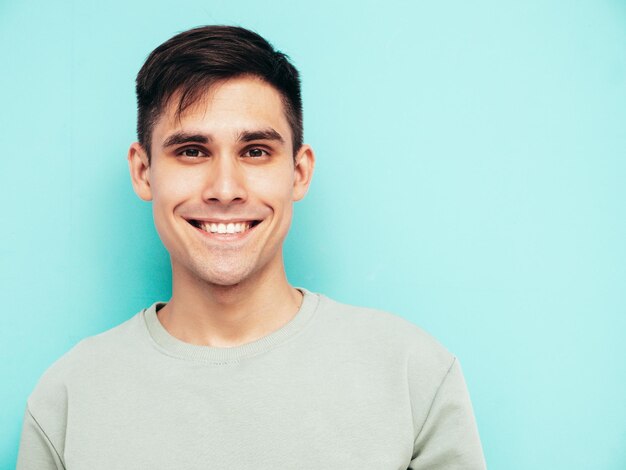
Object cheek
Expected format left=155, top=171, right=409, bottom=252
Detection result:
left=248, top=166, right=295, bottom=205
left=150, top=167, right=200, bottom=205
left=149, top=169, right=198, bottom=240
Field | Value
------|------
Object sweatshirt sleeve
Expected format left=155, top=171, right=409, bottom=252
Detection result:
left=16, top=407, right=65, bottom=470
left=408, top=358, right=486, bottom=470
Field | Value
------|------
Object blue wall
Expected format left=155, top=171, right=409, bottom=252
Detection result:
left=2, top=1, right=625, bottom=468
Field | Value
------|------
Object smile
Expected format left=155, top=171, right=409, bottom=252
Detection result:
left=187, top=219, right=261, bottom=235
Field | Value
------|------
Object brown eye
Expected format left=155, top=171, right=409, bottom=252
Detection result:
left=181, top=148, right=201, bottom=157
left=244, top=148, right=268, bottom=158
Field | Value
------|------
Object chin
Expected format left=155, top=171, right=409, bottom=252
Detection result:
left=202, top=274, right=247, bottom=288
left=193, top=261, right=257, bottom=288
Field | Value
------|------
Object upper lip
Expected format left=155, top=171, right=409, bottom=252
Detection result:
left=185, top=217, right=260, bottom=223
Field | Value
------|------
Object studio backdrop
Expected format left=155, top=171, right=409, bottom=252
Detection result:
left=1, top=1, right=625, bottom=468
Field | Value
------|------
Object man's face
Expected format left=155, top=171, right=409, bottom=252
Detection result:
left=128, top=76, right=314, bottom=288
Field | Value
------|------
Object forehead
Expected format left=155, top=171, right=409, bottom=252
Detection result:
left=152, top=77, right=292, bottom=145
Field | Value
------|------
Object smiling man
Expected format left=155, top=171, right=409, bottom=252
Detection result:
left=17, top=26, right=486, bottom=469
left=129, top=74, right=313, bottom=347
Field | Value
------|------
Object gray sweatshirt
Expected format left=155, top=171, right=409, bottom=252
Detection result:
left=17, top=290, right=486, bottom=469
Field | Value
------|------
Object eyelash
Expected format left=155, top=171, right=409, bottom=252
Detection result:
left=176, top=146, right=270, bottom=159
left=178, top=148, right=206, bottom=158
left=242, top=147, right=270, bottom=158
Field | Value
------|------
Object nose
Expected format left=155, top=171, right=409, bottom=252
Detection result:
left=202, top=155, right=247, bottom=205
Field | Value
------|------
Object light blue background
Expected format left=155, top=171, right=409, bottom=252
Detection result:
left=2, top=1, right=625, bottom=468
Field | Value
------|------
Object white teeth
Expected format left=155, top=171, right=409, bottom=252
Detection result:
left=198, top=221, right=252, bottom=234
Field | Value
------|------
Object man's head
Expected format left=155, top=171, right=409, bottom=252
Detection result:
left=136, top=25, right=303, bottom=161
left=128, top=26, right=314, bottom=289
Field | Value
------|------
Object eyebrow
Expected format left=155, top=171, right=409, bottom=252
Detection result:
left=162, top=128, right=285, bottom=148
left=162, top=132, right=211, bottom=148
left=237, top=128, right=285, bottom=144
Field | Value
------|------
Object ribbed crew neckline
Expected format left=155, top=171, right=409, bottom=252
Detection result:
left=142, top=288, right=320, bottom=363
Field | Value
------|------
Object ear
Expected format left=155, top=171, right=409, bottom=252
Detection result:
left=128, top=142, right=153, bottom=201
left=292, top=144, right=315, bottom=201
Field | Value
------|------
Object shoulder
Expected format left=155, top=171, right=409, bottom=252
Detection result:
left=309, top=292, right=460, bottom=430
left=27, top=309, right=147, bottom=414
left=22, top=308, right=150, bottom=458
left=313, top=292, right=455, bottom=373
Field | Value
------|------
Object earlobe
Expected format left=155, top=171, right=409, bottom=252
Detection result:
left=128, top=142, right=153, bottom=201
left=293, top=144, right=315, bottom=201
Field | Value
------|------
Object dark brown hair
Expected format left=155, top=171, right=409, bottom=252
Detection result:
left=136, top=25, right=303, bottom=160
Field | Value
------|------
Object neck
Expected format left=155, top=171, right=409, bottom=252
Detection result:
left=158, top=259, right=302, bottom=348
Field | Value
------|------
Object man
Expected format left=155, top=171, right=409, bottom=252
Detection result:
left=17, top=26, right=486, bottom=469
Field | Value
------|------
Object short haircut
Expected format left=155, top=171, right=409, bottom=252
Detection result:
left=135, top=25, right=303, bottom=161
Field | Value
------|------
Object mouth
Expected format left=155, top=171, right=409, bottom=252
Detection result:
left=186, top=219, right=262, bottom=235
